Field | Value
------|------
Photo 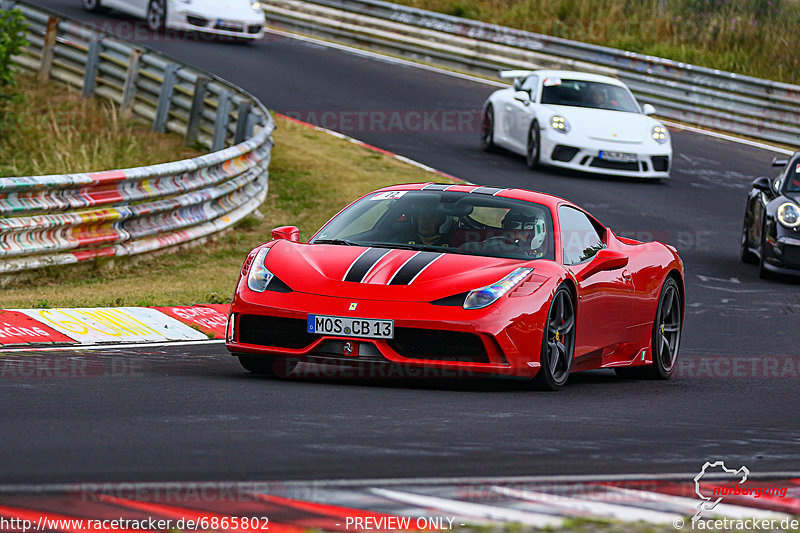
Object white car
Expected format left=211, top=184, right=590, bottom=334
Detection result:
left=82, top=0, right=266, bottom=40
left=480, top=70, right=672, bottom=179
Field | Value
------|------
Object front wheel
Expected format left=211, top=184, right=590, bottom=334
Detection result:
left=238, top=355, right=298, bottom=378
left=616, top=277, right=681, bottom=380
left=146, top=0, right=166, bottom=31
left=479, top=105, right=495, bottom=152
left=526, top=121, right=540, bottom=169
left=531, top=285, right=575, bottom=390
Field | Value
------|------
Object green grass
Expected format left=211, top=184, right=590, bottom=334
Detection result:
left=0, top=76, right=203, bottom=177
left=0, top=114, right=456, bottom=308
left=390, top=0, right=800, bottom=84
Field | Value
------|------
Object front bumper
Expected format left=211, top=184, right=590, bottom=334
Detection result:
left=226, top=289, right=550, bottom=378
left=168, top=12, right=265, bottom=39
left=762, top=236, right=800, bottom=275
left=539, top=132, right=671, bottom=178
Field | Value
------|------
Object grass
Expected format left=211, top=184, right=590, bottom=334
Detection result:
left=0, top=76, right=202, bottom=177
left=0, top=114, right=455, bottom=308
left=389, top=0, right=800, bottom=84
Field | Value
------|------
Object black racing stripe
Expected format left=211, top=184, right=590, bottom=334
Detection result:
left=343, top=248, right=390, bottom=282
left=389, top=252, right=441, bottom=285
left=471, top=186, right=505, bottom=195
left=421, top=184, right=450, bottom=191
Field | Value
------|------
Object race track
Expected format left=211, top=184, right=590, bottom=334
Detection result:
left=4, top=0, right=799, bottom=485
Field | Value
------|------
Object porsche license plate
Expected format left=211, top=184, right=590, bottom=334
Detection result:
left=599, top=151, right=637, bottom=163
left=307, top=315, right=394, bottom=339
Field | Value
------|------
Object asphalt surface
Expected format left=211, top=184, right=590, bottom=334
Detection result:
left=3, top=0, right=799, bottom=485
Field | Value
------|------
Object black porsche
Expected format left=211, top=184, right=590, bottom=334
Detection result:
left=741, top=151, right=800, bottom=277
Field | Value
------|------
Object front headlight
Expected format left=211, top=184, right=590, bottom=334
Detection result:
left=651, top=125, right=669, bottom=144
left=550, top=115, right=570, bottom=134
left=250, top=0, right=261, bottom=11
left=463, top=268, right=533, bottom=310
left=247, top=247, right=274, bottom=292
left=777, top=202, right=800, bottom=228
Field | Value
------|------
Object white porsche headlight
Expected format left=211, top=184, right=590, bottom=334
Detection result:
left=250, top=0, right=261, bottom=11
left=777, top=202, right=800, bottom=228
left=463, top=268, right=533, bottom=310
left=247, top=247, right=274, bottom=292
left=550, top=115, right=570, bottom=134
left=651, top=125, right=669, bottom=144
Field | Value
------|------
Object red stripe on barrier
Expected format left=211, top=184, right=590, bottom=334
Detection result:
left=86, top=170, right=127, bottom=185
left=72, top=248, right=116, bottom=262
left=152, top=306, right=228, bottom=339
left=0, top=310, right=76, bottom=346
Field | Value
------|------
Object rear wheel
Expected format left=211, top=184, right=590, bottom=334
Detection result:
left=82, top=0, right=107, bottom=12
left=238, top=355, right=297, bottom=378
left=479, top=105, right=495, bottom=152
left=532, top=285, right=575, bottom=390
left=526, top=121, right=540, bottom=169
left=616, top=277, right=681, bottom=380
left=146, top=0, right=166, bottom=31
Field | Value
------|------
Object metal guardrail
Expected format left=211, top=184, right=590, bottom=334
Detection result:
left=264, top=0, right=800, bottom=147
left=0, top=1, right=275, bottom=276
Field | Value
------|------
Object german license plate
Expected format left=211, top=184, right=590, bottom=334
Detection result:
left=307, top=315, right=394, bottom=339
left=218, top=19, right=243, bottom=29
left=599, top=151, right=637, bottom=162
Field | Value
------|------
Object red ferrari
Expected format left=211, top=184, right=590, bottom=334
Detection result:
left=226, top=183, right=684, bottom=390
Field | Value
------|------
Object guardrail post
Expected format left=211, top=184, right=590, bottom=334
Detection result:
left=120, top=49, right=142, bottom=119
left=37, top=16, right=59, bottom=85
left=246, top=112, right=264, bottom=139
left=82, top=34, right=101, bottom=98
left=153, top=64, right=179, bottom=133
left=185, top=75, right=209, bottom=146
left=212, top=90, right=233, bottom=151
left=234, top=101, right=252, bottom=144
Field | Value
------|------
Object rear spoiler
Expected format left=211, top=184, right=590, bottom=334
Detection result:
left=499, top=70, right=535, bottom=80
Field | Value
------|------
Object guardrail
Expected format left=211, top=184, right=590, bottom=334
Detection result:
left=264, top=0, right=800, bottom=147
left=0, top=1, right=274, bottom=276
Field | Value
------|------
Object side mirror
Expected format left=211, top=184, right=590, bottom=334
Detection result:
left=577, top=249, right=628, bottom=280
left=772, top=157, right=788, bottom=167
left=752, top=176, right=773, bottom=193
left=642, top=103, right=656, bottom=116
left=272, top=225, right=300, bottom=242
left=513, top=90, right=531, bottom=106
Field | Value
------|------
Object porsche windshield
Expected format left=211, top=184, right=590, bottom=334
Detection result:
left=540, top=79, right=640, bottom=113
left=311, top=190, right=555, bottom=261
left=786, top=161, right=800, bottom=192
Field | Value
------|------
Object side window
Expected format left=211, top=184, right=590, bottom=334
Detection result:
left=520, top=75, right=539, bottom=101
left=559, top=206, right=605, bottom=265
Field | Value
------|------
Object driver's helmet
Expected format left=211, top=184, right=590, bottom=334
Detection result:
left=501, top=210, right=546, bottom=254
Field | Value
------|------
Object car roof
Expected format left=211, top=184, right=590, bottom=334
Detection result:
left=371, top=183, right=571, bottom=211
left=530, top=70, right=627, bottom=87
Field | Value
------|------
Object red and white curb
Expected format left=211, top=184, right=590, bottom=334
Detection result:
left=0, top=476, right=797, bottom=531
left=0, top=305, right=229, bottom=348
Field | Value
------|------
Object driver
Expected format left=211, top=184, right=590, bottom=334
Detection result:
left=587, top=86, right=606, bottom=108
left=499, top=210, right=547, bottom=257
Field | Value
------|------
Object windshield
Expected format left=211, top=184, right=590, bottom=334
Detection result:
left=311, top=190, right=555, bottom=261
left=540, top=79, right=640, bottom=113
left=785, top=160, right=800, bottom=192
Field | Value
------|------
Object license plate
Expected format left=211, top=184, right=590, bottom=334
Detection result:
left=307, top=315, right=394, bottom=339
left=217, top=19, right=243, bottom=29
left=599, top=151, right=637, bottom=162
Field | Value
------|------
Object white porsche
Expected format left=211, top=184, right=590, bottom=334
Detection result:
left=82, top=0, right=266, bottom=40
left=480, top=70, right=672, bottom=179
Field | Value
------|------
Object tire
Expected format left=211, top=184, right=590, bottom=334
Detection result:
left=740, top=221, right=758, bottom=264
left=479, top=105, right=496, bottom=152
left=615, top=277, right=681, bottom=380
left=526, top=121, right=540, bottom=169
left=758, top=219, right=772, bottom=279
left=82, top=0, right=107, bottom=12
left=531, top=285, right=575, bottom=391
left=146, top=0, right=166, bottom=32
left=238, top=355, right=297, bottom=378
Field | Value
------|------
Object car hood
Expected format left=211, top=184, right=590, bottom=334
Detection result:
left=178, top=0, right=263, bottom=21
left=544, top=105, right=653, bottom=143
left=262, top=241, right=559, bottom=302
